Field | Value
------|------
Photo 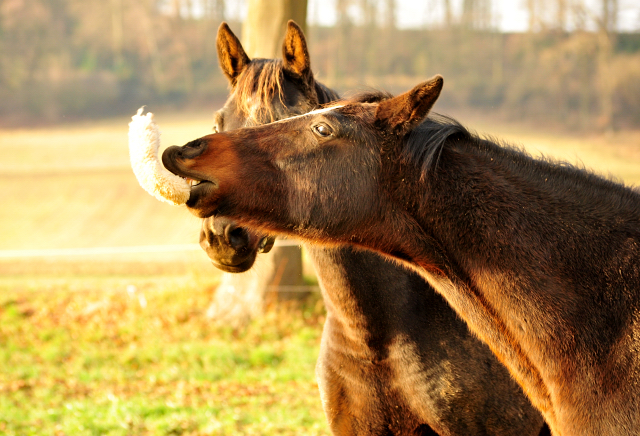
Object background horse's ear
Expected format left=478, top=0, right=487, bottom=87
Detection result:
left=217, top=22, right=251, bottom=87
left=282, top=20, right=312, bottom=81
left=375, top=75, right=444, bottom=133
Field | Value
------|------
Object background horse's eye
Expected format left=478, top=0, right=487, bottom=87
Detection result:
left=313, top=123, right=332, bottom=137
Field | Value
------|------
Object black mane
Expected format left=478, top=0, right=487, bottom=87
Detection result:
left=339, top=90, right=473, bottom=180
left=337, top=90, right=634, bottom=198
left=316, top=82, right=340, bottom=105
left=404, top=114, right=472, bottom=180
left=403, top=110, right=638, bottom=210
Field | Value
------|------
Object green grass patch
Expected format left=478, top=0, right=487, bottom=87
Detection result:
left=0, top=281, right=329, bottom=435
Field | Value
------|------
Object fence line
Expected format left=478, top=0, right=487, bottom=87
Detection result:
left=0, top=239, right=300, bottom=259
left=267, top=285, right=321, bottom=293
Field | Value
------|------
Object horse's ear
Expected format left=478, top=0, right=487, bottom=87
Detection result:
left=282, top=20, right=311, bottom=81
left=375, top=76, right=444, bottom=133
left=217, top=22, right=251, bottom=87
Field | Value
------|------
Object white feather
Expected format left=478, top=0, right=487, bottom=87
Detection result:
left=128, top=108, right=190, bottom=206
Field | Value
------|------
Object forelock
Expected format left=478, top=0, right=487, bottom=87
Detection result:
left=233, top=59, right=286, bottom=124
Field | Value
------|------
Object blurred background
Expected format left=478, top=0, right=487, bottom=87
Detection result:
left=1, top=1, right=639, bottom=434
left=2, top=0, right=640, bottom=129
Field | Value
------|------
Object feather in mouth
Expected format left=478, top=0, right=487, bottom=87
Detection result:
left=128, top=107, right=191, bottom=206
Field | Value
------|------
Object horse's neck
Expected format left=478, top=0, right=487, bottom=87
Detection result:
left=397, top=139, right=640, bottom=432
left=306, top=245, right=440, bottom=358
left=414, top=139, right=640, bottom=286
left=409, top=138, right=640, bottom=344
left=307, top=246, right=382, bottom=334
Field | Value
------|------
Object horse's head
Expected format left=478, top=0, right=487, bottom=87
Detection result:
left=198, top=20, right=338, bottom=272
left=162, top=77, right=444, bottom=249
left=213, top=21, right=332, bottom=132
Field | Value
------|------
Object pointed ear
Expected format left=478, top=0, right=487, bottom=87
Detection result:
left=282, top=20, right=311, bottom=80
left=375, top=75, right=444, bottom=133
left=216, top=22, right=251, bottom=87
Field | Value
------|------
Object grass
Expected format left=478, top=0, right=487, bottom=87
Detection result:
left=0, top=283, right=329, bottom=436
left=0, top=110, right=331, bottom=435
left=0, top=110, right=639, bottom=434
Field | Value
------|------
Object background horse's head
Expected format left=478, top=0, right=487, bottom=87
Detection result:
left=200, top=20, right=339, bottom=272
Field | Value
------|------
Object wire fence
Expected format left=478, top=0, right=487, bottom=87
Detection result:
left=0, top=240, right=320, bottom=294
left=0, top=239, right=301, bottom=259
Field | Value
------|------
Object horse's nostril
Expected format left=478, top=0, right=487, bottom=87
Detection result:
left=207, top=229, right=216, bottom=246
left=185, top=139, right=202, bottom=149
left=258, top=236, right=276, bottom=253
left=224, top=225, right=250, bottom=250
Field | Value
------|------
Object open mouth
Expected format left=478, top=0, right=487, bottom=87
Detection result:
left=184, top=177, right=205, bottom=188
left=162, top=148, right=213, bottom=191
left=161, top=145, right=220, bottom=216
left=182, top=177, right=216, bottom=205
left=180, top=176, right=215, bottom=194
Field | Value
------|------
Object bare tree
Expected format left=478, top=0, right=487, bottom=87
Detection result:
left=527, top=0, right=539, bottom=31
left=443, top=0, right=453, bottom=27
left=597, top=0, right=618, bottom=130
left=556, top=0, right=567, bottom=30
left=207, top=0, right=309, bottom=326
left=242, top=0, right=307, bottom=58
left=462, top=0, right=492, bottom=30
left=110, top=0, right=124, bottom=67
left=332, top=0, right=352, bottom=81
left=602, top=0, right=618, bottom=32
left=204, top=0, right=225, bottom=20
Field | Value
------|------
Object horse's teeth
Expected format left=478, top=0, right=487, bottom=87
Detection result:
left=182, top=177, right=201, bottom=187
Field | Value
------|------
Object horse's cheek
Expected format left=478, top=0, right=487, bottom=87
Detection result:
left=342, top=152, right=379, bottom=225
left=317, top=162, right=377, bottom=234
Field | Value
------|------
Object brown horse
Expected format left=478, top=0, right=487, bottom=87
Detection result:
left=163, top=76, right=640, bottom=436
left=196, top=22, right=549, bottom=436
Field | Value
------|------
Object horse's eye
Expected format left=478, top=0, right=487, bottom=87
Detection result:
left=313, top=123, right=332, bottom=137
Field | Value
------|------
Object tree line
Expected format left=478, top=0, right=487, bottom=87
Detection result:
left=1, top=0, right=638, bottom=130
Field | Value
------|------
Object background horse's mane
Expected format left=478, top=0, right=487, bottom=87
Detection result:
left=233, top=59, right=286, bottom=124
left=233, top=58, right=340, bottom=124
left=338, top=89, right=474, bottom=180
left=315, top=82, right=340, bottom=105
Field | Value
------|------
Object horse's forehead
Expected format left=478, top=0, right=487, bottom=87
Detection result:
left=245, top=94, right=267, bottom=118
